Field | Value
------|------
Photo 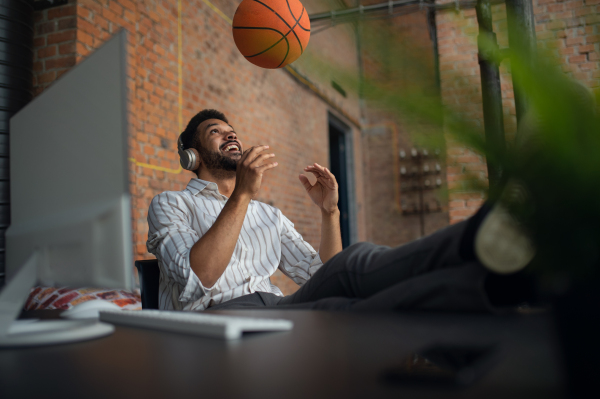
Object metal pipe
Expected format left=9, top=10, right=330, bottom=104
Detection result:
left=505, top=0, right=537, bottom=127
left=476, top=0, right=505, bottom=195
left=309, top=0, right=506, bottom=23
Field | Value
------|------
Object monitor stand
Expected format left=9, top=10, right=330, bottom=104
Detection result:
left=0, top=252, right=114, bottom=348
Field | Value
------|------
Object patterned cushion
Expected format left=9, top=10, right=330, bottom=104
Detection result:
left=25, top=287, right=142, bottom=311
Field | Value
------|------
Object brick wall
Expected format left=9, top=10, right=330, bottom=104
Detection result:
left=32, top=0, right=366, bottom=295
left=437, top=0, right=600, bottom=223
left=360, top=10, right=450, bottom=244
left=33, top=0, right=77, bottom=96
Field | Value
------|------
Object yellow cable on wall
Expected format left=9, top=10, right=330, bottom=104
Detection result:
left=201, top=0, right=232, bottom=24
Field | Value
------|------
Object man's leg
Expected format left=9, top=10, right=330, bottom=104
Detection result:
left=204, top=292, right=282, bottom=310
left=279, top=215, right=487, bottom=308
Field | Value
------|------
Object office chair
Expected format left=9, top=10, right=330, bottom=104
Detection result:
left=134, top=259, right=160, bottom=309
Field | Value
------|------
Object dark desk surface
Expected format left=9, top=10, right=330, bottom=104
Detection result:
left=0, top=310, right=563, bottom=399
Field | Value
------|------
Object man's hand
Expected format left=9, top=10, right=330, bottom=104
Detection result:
left=299, top=163, right=339, bottom=214
left=233, top=145, right=277, bottom=200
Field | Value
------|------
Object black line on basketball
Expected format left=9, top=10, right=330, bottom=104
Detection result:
left=286, top=0, right=310, bottom=32
left=232, top=26, right=290, bottom=61
left=253, top=0, right=303, bottom=58
left=290, top=8, right=306, bottom=54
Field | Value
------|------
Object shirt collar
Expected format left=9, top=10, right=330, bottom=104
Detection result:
left=185, top=178, right=254, bottom=203
left=186, top=178, right=219, bottom=196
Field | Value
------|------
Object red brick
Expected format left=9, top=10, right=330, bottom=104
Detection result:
left=466, top=199, right=484, bottom=208
left=58, top=18, right=77, bottom=31
left=449, top=200, right=466, bottom=209
left=76, top=42, right=89, bottom=56
left=37, top=46, right=56, bottom=58
left=454, top=155, right=482, bottom=164
left=588, top=35, right=600, bottom=44
left=78, top=17, right=101, bottom=37
left=537, top=30, right=555, bottom=40
left=76, top=5, right=92, bottom=20
left=78, top=31, right=94, bottom=47
left=58, top=42, right=75, bottom=55
left=547, top=4, right=565, bottom=12
left=566, top=37, right=585, bottom=46
left=47, top=5, right=76, bottom=20
left=560, top=46, right=576, bottom=55
left=109, top=1, right=124, bottom=17
left=569, top=54, right=588, bottom=63
left=38, top=71, right=56, bottom=84
left=45, top=56, right=76, bottom=70
left=47, top=30, right=76, bottom=45
left=102, top=8, right=118, bottom=23
left=565, top=1, right=585, bottom=9
left=36, top=21, right=55, bottom=35
left=548, top=20, right=567, bottom=30
left=579, top=45, right=596, bottom=53
left=120, top=0, right=136, bottom=12
left=580, top=62, right=598, bottom=70
left=450, top=209, right=477, bottom=218
left=33, top=37, right=45, bottom=47
left=124, top=9, right=135, bottom=23
left=574, top=6, right=594, bottom=17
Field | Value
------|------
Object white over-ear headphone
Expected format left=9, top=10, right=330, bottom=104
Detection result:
left=177, top=134, right=200, bottom=171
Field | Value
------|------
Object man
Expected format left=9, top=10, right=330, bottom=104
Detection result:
left=147, top=109, right=535, bottom=312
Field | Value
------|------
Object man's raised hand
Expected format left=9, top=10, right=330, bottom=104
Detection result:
left=299, top=163, right=339, bottom=214
left=233, top=145, right=277, bottom=200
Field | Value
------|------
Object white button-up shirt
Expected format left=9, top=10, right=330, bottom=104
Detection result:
left=146, top=178, right=323, bottom=310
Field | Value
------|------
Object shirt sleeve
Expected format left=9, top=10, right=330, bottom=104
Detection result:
left=146, top=192, right=212, bottom=303
left=277, top=211, right=323, bottom=285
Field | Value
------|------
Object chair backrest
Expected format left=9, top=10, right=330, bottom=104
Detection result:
left=134, top=259, right=160, bottom=309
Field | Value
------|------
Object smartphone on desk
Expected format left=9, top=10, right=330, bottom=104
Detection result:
left=381, top=344, right=499, bottom=387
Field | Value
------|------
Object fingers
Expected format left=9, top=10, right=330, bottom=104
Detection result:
left=304, top=163, right=338, bottom=189
left=241, top=145, right=270, bottom=164
left=304, top=163, right=333, bottom=178
left=250, top=152, right=276, bottom=168
left=256, top=161, right=278, bottom=171
left=298, top=174, right=313, bottom=191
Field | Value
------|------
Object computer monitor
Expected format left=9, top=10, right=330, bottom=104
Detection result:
left=0, top=31, right=133, bottom=347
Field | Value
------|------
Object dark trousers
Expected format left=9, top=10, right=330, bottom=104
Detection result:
left=208, top=217, right=497, bottom=313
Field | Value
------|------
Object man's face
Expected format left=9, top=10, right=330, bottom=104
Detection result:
left=195, top=118, right=243, bottom=172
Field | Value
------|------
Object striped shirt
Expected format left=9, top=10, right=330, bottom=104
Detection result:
left=146, top=178, right=323, bottom=311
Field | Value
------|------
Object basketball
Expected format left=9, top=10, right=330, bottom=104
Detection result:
left=232, top=0, right=311, bottom=69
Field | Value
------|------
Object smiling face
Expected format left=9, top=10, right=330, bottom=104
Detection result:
left=195, top=118, right=243, bottom=173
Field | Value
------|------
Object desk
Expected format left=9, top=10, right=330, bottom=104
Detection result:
left=0, top=310, right=563, bottom=398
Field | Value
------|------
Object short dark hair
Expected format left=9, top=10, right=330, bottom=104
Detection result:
left=180, top=109, right=229, bottom=150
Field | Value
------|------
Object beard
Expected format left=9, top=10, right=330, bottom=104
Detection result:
left=197, top=146, right=238, bottom=173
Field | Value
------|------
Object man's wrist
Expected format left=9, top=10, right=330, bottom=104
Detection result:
left=229, top=189, right=252, bottom=206
left=321, top=207, right=340, bottom=217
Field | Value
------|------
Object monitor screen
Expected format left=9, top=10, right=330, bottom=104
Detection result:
left=6, top=30, right=133, bottom=290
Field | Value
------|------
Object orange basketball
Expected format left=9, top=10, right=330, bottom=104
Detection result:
left=232, top=0, right=310, bottom=69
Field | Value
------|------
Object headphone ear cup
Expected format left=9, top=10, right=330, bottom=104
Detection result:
left=179, top=148, right=200, bottom=171
left=187, top=148, right=200, bottom=171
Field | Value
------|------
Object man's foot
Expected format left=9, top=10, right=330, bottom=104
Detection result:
left=475, top=181, right=536, bottom=274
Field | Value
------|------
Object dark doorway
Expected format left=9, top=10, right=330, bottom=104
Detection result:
left=328, top=117, right=351, bottom=248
